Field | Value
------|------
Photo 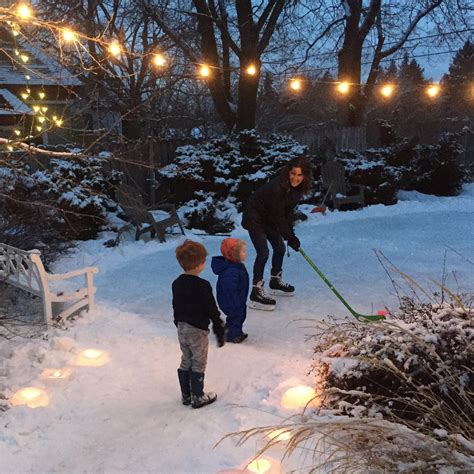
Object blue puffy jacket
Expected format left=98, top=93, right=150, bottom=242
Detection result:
left=211, top=256, right=249, bottom=338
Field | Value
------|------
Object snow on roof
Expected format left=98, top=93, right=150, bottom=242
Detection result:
left=0, top=27, right=82, bottom=87
left=0, top=88, right=33, bottom=115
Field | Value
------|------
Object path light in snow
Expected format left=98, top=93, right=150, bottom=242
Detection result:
left=281, top=385, right=317, bottom=410
left=11, top=387, right=49, bottom=408
left=75, top=348, right=110, bottom=367
left=243, top=456, right=283, bottom=473
left=267, top=428, right=292, bottom=442
left=41, top=368, right=73, bottom=380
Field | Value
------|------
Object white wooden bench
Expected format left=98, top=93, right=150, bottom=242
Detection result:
left=0, top=243, right=98, bottom=325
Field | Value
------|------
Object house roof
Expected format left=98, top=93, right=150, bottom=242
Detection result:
left=0, top=27, right=82, bottom=87
left=0, top=88, right=33, bottom=115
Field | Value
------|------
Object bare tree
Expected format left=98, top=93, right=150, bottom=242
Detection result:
left=140, top=0, right=292, bottom=132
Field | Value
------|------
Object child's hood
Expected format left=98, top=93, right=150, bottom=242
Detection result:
left=211, top=256, right=238, bottom=275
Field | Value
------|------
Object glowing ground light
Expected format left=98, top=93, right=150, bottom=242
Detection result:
left=290, top=78, right=301, bottom=91
left=41, top=368, right=73, bottom=380
left=267, top=428, right=292, bottom=442
left=426, top=84, right=440, bottom=98
left=380, top=84, right=394, bottom=98
left=199, top=65, right=211, bottom=77
left=247, top=459, right=271, bottom=473
left=281, top=385, right=317, bottom=410
left=76, top=348, right=110, bottom=367
left=11, top=387, right=49, bottom=408
left=246, top=65, right=257, bottom=76
left=337, top=81, right=350, bottom=94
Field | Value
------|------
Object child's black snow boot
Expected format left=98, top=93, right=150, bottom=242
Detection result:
left=269, top=271, right=295, bottom=296
left=177, top=369, right=191, bottom=406
left=190, top=371, right=217, bottom=409
left=248, top=281, right=276, bottom=311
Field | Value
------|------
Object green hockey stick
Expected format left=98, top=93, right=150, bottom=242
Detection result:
left=299, top=248, right=385, bottom=323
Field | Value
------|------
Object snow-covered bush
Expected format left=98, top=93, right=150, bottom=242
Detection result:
left=312, top=299, right=473, bottom=438
left=158, top=131, right=308, bottom=232
left=0, top=152, right=121, bottom=249
left=332, top=133, right=465, bottom=206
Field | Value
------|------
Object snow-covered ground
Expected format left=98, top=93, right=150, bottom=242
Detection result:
left=1, top=185, right=473, bottom=473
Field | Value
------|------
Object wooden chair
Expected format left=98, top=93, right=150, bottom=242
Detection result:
left=321, top=161, right=366, bottom=210
left=116, top=184, right=185, bottom=242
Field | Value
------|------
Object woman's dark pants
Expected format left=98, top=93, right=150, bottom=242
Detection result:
left=247, top=227, right=286, bottom=285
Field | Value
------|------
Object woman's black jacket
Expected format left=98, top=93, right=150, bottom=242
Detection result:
left=241, top=175, right=303, bottom=240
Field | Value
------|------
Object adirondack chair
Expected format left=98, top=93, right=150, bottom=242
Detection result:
left=116, top=184, right=185, bottom=242
left=321, top=161, right=366, bottom=210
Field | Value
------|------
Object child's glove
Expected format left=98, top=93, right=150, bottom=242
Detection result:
left=213, top=320, right=227, bottom=347
left=288, top=235, right=301, bottom=251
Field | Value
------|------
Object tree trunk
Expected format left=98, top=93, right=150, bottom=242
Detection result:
left=236, top=59, right=261, bottom=131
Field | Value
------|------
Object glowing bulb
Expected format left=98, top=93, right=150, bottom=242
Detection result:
left=108, top=41, right=121, bottom=57
left=15, top=50, right=19, bottom=56
left=62, top=29, right=77, bottom=42
left=25, top=75, right=30, bottom=80
left=290, top=78, right=301, bottom=91
left=33, top=105, right=40, bottom=112
left=153, top=53, right=166, bottom=67
left=12, top=30, right=19, bottom=36
left=17, top=4, right=32, bottom=20
left=246, top=64, right=257, bottom=76
left=20, top=54, right=28, bottom=63
left=199, top=65, right=210, bottom=77
left=37, top=117, right=45, bottom=123
left=36, top=126, right=42, bottom=132
left=55, top=119, right=63, bottom=127
left=41, top=106, right=48, bottom=112
left=14, top=129, right=21, bottom=136
left=21, top=93, right=29, bottom=100
left=40, top=368, right=73, bottom=380
left=337, top=82, right=350, bottom=94
left=380, top=84, right=394, bottom=98
left=426, top=84, right=440, bottom=98
left=7, top=145, right=13, bottom=152
left=247, top=459, right=271, bottom=473
left=38, top=92, right=45, bottom=99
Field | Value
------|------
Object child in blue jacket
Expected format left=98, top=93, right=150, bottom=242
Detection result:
left=211, top=238, right=250, bottom=343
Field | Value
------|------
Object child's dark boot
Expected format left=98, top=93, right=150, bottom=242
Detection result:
left=190, top=371, right=217, bottom=409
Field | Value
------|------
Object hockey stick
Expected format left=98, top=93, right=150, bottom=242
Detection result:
left=299, top=248, right=385, bottom=323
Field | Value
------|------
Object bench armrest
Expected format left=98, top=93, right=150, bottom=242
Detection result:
left=47, top=266, right=99, bottom=281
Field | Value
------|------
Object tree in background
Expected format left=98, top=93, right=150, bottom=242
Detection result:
left=442, top=40, right=474, bottom=120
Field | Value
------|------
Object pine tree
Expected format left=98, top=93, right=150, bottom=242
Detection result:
left=442, top=40, right=474, bottom=118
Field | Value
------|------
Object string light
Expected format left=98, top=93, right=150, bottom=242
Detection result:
left=37, top=116, right=46, bottom=123
left=290, top=78, right=301, bottom=91
left=20, top=54, right=28, bottom=63
left=20, top=92, right=29, bottom=99
left=32, top=105, right=40, bottom=112
left=41, top=106, right=48, bottom=112
left=108, top=40, right=121, bottom=57
left=36, top=126, right=42, bottom=132
left=38, top=92, right=46, bottom=99
left=7, top=145, right=13, bottom=152
left=62, top=29, right=77, bottom=43
left=199, top=65, right=211, bottom=77
left=380, top=84, right=395, bottom=98
left=246, top=64, right=257, bottom=76
left=426, top=84, right=440, bottom=98
left=337, top=81, right=350, bottom=94
left=14, top=129, right=21, bottom=136
left=54, top=118, right=63, bottom=127
left=152, top=53, right=166, bottom=67
left=16, top=4, right=32, bottom=20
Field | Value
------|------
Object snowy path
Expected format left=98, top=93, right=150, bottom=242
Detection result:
left=1, top=187, right=473, bottom=473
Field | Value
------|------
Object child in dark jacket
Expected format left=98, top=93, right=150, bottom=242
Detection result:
left=211, top=238, right=250, bottom=344
left=173, top=240, right=226, bottom=409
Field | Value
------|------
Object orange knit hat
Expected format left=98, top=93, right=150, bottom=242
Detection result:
left=220, top=238, right=246, bottom=263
